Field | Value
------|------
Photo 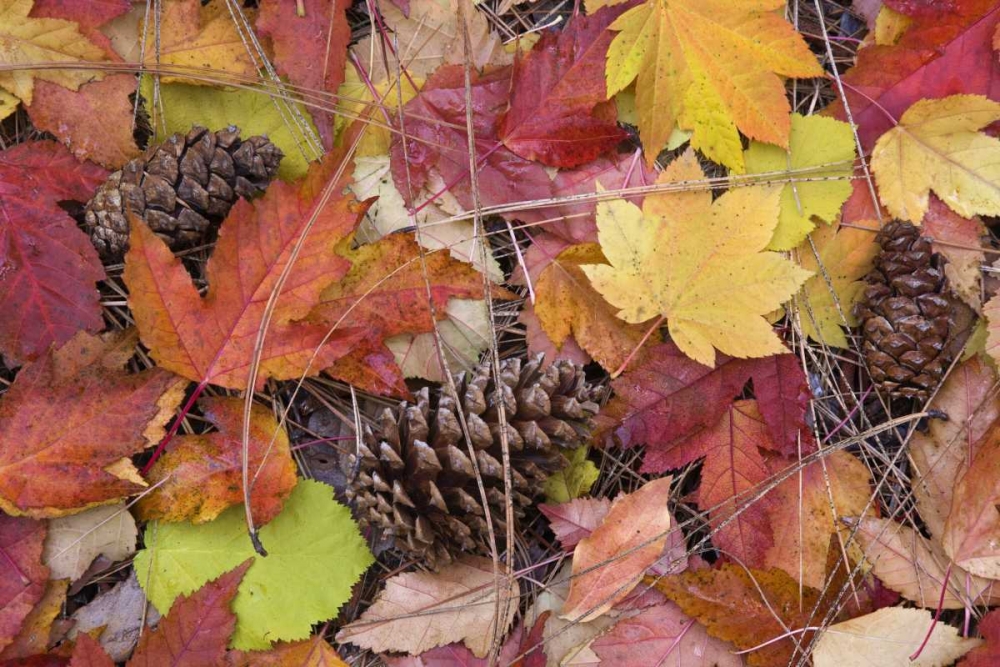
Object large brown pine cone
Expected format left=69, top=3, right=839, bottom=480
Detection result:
left=344, top=355, right=600, bottom=568
left=855, top=220, right=955, bottom=402
left=84, top=125, right=283, bottom=261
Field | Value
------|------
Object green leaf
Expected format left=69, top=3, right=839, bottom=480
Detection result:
left=134, top=479, right=373, bottom=650
left=139, top=78, right=319, bottom=180
left=544, top=446, right=599, bottom=504
left=744, top=114, right=856, bottom=251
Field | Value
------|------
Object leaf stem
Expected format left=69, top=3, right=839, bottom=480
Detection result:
left=140, top=380, right=209, bottom=475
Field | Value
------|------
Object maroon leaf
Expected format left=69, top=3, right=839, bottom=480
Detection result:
left=0, top=141, right=107, bottom=365
left=0, top=516, right=47, bottom=653
left=746, top=353, right=815, bottom=456
left=498, top=9, right=627, bottom=167
left=390, top=65, right=554, bottom=224
left=539, top=497, right=611, bottom=549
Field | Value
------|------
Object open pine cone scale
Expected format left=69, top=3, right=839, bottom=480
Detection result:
left=345, top=355, right=600, bottom=568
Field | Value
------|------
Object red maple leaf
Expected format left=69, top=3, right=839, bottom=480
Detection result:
left=598, top=343, right=813, bottom=463
left=0, top=141, right=107, bottom=365
left=256, top=0, right=351, bottom=150
left=127, top=561, right=251, bottom=666
left=645, top=400, right=782, bottom=564
left=829, top=0, right=1000, bottom=151
left=390, top=65, right=555, bottom=224
left=498, top=8, right=628, bottom=168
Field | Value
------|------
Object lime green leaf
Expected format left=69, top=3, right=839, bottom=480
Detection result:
left=744, top=114, right=856, bottom=250
left=139, top=78, right=318, bottom=180
left=134, top=480, right=372, bottom=650
left=544, top=447, right=599, bottom=504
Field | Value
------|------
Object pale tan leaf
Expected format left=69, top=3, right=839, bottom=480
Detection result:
left=813, top=607, right=981, bottom=667
left=336, top=555, right=518, bottom=658
left=43, top=503, right=137, bottom=581
left=850, top=516, right=1000, bottom=609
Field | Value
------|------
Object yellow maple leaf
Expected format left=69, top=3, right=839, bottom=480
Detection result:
left=871, top=95, right=1000, bottom=222
left=791, top=221, right=878, bottom=349
left=604, top=0, right=823, bottom=171
left=744, top=113, right=856, bottom=251
left=141, top=0, right=255, bottom=84
left=0, top=0, right=107, bottom=105
left=582, top=149, right=812, bottom=366
left=335, top=66, right=421, bottom=157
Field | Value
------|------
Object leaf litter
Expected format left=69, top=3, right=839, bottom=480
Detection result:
left=0, top=0, right=999, bottom=665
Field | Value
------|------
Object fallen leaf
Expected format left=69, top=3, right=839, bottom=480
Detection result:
left=335, top=69, right=422, bottom=158
left=646, top=400, right=778, bottom=565
left=910, top=356, right=999, bottom=539
left=135, top=480, right=373, bottom=650
left=871, top=95, right=1000, bottom=222
left=652, top=564, right=825, bottom=667
left=582, top=149, right=811, bottom=367
left=70, top=633, right=115, bottom=667
left=498, top=9, right=627, bottom=167
left=0, top=0, right=108, bottom=105
left=0, top=140, right=107, bottom=365
left=124, top=150, right=369, bottom=390
left=591, top=601, right=742, bottom=667
left=389, top=64, right=555, bottom=225
left=337, top=555, right=518, bottom=658
left=226, top=635, right=347, bottom=666
left=762, top=451, right=874, bottom=589
left=43, top=503, right=137, bottom=581
left=255, top=0, right=350, bottom=149
left=315, top=233, right=512, bottom=395
left=743, top=114, right=856, bottom=250
left=749, top=352, right=816, bottom=456
left=382, top=614, right=544, bottom=667
left=960, top=609, right=1000, bottom=666
left=543, top=447, right=599, bottom=504
left=812, top=607, right=981, bottom=667
left=128, top=561, right=251, bottom=666
left=349, top=0, right=504, bottom=81
left=561, top=476, right=672, bottom=622
left=922, top=196, right=986, bottom=312
left=70, top=572, right=158, bottom=663
left=30, top=0, right=130, bottom=32
left=386, top=298, right=493, bottom=382
left=603, top=0, right=823, bottom=170
left=943, top=418, right=1000, bottom=578
left=829, top=0, right=1000, bottom=152
left=792, top=221, right=879, bottom=348
left=140, top=0, right=255, bottom=83
left=534, top=243, right=649, bottom=373
left=137, top=397, right=298, bottom=525
left=137, top=79, right=319, bottom=180
left=349, top=155, right=501, bottom=278
left=0, top=579, right=67, bottom=660
left=539, top=497, right=612, bottom=550
left=27, top=75, right=140, bottom=169
left=850, top=516, right=1000, bottom=609
left=0, top=330, right=185, bottom=517
left=540, top=151, right=654, bottom=245
left=0, top=515, right=47, bottom=652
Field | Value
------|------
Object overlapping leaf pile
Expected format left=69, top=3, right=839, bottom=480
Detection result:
left=1, top=0, right=1000, bottom=664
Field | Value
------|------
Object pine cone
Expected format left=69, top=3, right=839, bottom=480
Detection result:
left=344, top=355, right=600, bottom=568
left=84, top=125, right=283, bottom=261
left=855, top=221, right=955, bottom=402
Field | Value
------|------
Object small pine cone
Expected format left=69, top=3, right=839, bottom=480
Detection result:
left=855, top=221, right=955, bottom=402
left=345, top=355, right=600, bottom=568
left=84, top=125, right=283, bottom=261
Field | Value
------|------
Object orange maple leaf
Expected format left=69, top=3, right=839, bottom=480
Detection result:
left=0, top=330, right=184, bottom=518
left=124, top=150, right=371, bottom=390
